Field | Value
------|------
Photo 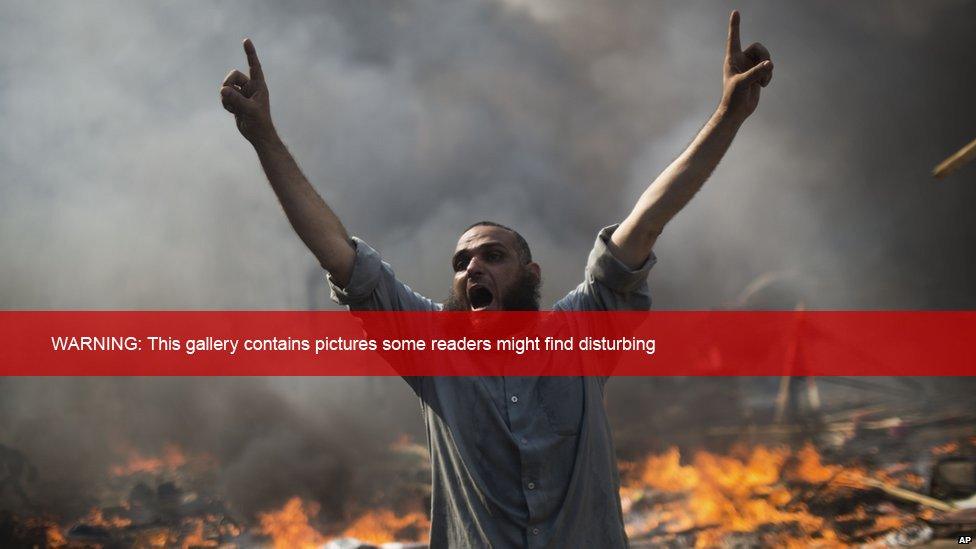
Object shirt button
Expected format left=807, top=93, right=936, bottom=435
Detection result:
left=520, top=437, right=528, bottom=444
left=531, top=527, right=540, bottom=535
left=527, top=482, right=536, bottom=490
left=511, top=395, right=518, bottom=403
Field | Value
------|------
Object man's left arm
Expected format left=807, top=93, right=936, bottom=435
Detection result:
left=610, top=10, right=773, bottom=269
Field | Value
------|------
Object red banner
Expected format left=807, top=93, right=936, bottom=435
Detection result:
left=1, top=311, right=974, bottom=376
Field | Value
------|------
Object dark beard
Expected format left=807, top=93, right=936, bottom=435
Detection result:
left=444, top=267, right=541, bottom=311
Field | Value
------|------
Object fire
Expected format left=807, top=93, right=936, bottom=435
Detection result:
left=110, top=443, right=187, bottom=476
left=256, top=497, right=430, bottom=547
left=622, top=443, right=921, bottom=547
left=637, top=447, right=699, bottom=492
left=685, top=446, right=813, bottom=533
left=134, top=529, right=171, bottom=547
left=181, top=517, right=218, bottom=549
left=258, top=497, right=325, bottom=549
left=45, top=523, right=67, bottom=546
left=342, top=509, right=430, bottom=544
left=793, top=443, right=848, bottom=484
left=83, top=507, right=133, bottom=528
left=932, top=441, right=960, bottom=455
left=15, top=433, right=970, bottom=548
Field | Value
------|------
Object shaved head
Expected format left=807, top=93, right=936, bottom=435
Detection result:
left=464, top=221, right=533, bottom=264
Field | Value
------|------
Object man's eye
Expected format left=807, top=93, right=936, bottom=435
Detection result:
left=453, top=258, right=467, bottom=271
left=487, top=251, right=502, bottom=261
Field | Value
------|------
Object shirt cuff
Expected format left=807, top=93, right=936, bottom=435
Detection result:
left=586, top=224, right=656, bottom=293
left=328, top=237, right=383, bottom=305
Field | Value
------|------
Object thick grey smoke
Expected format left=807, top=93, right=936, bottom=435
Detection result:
left=2, top=0, right=976, bottom=521
left=3, top=1, right=976, bottom=308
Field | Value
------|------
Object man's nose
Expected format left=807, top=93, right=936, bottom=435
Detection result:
left=465, top=256, right=485, bottom=276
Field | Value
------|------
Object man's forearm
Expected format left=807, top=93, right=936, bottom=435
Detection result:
left=609, top=11, right=773, bottom=269
left=220, top=40, right=356, bottom=286
left=611, top=108, right=743, bottom=269
left=253, top=133, right=356, bottom=286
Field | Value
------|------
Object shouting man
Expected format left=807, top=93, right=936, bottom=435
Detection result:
left=221, top=11, right=772, bottom=548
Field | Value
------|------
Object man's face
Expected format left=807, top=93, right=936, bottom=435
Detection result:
left=447, top=225, right=541, bottom=311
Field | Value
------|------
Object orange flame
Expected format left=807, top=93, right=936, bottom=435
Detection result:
left=46, top=524, right=67, bottom=546
left=932, top=441, right=960, bottom=455
left=110, top=443, right=187, bottom=476
left=342, top=509, right=430, bottom=544
left=258, top=497, right=325, bottom=549
left=638, top=447, right=699, bottom=492
left=623, top=443, right=917, bottom=547
left=83, top=507, right=133, bottom=529
left=109, top=442, right=216, bottom=477
left=180, top=517, right=218, bottom=548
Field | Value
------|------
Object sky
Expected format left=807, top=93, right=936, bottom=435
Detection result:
left=1, top=0, right=975, bottom=521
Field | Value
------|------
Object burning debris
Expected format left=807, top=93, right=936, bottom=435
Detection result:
left=255, top=496, right=429, bottom=549
left=0, top=437, right=432, bottom=549
left=108, top=444, right=215, bottom=479
left=620, top=438, right=976, bottom=548
left=258, top=497, right=324, bottom=549
left=2, top=402, right=974, bottom=548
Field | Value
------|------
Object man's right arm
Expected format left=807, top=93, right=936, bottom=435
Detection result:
left=220, top=39, right=355, bottom=287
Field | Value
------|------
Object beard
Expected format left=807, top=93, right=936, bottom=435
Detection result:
left=444, top=267, right=542, bottom=311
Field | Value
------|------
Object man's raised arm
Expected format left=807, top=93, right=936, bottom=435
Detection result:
left=220, top=39, right=356, bottom=287
left=610, top=11, right=773, bottom=269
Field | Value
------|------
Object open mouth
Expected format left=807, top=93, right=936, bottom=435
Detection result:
left=467, top=286, right=495, bottom=311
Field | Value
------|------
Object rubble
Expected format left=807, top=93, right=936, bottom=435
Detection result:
left=1, top=390, right=974, bottom=548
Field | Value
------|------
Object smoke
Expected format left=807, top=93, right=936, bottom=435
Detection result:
left=0, top=376, right=420, bottom=519
left=3, top=1, right=976, bottom=307
left=2, top=0, right=976, bottom=520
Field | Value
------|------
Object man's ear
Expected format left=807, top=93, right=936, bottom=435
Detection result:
left=527, top=262, right=541, bottom=281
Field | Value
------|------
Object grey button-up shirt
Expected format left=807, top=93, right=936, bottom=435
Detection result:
left=328, top=225, right=654, bottom=548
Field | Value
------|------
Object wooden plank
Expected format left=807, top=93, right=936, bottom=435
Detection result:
left=933, top=137, right=976, bottom=179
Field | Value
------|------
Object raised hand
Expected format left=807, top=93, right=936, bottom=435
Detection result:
left=721, top=11, right=773, bottom=123
left=220, top=39, right=275, bottom=144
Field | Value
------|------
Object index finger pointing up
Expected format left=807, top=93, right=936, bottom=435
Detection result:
left=727, top=10, right=741, bottom=55
left=243, top=38, right=264, bottom=81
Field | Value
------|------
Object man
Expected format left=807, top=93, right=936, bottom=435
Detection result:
left=221, top=10, right=772, bottom=548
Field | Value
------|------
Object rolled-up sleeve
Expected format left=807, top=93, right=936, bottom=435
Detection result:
left=554, top=224, right=655, bottom=311
left=328, top=237, right=440, bottom=312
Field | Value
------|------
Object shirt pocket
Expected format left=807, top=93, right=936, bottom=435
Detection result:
left=537, top=377, right=583, bottom=436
